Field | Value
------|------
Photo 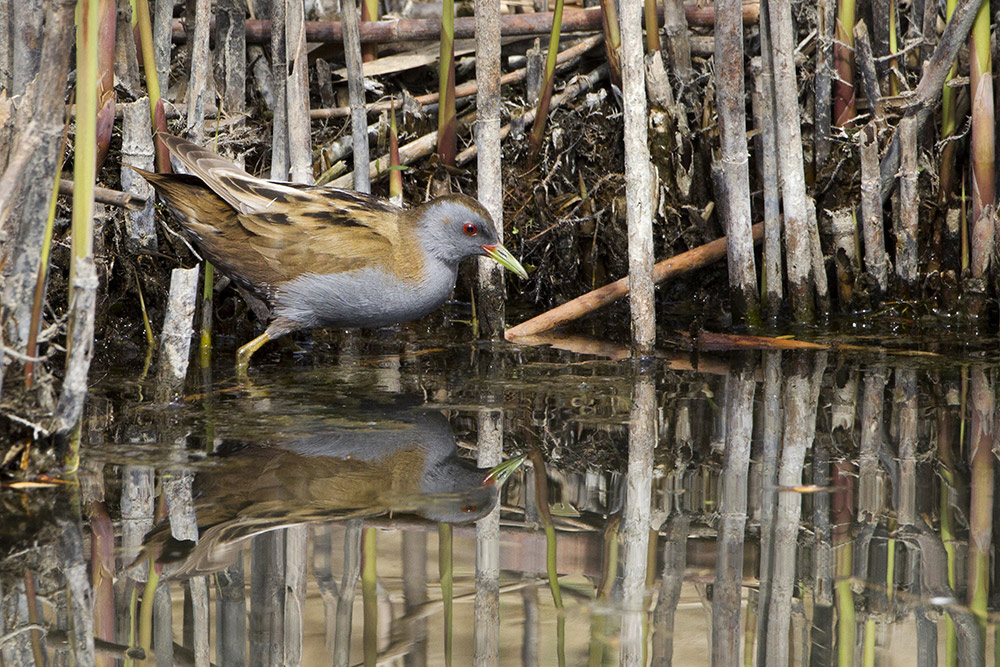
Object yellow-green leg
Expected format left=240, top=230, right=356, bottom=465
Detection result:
left=236, top=332, right=271, bottom=375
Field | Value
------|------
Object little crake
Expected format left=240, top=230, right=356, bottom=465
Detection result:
left=136, top=135, right=527, bottom=372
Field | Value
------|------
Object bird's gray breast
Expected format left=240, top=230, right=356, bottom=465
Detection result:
left=273, top=262, right=458, bottom=329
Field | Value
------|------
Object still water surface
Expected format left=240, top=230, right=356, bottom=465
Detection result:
left=2, top=325, right=998, bottom=666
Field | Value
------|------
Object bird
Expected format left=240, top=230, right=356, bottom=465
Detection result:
left=133, top=406, right=525, bottom=578
left=134, top=134, right=528, bottom=372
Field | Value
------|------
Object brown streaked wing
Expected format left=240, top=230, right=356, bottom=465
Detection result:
left=236, top=204, right=401, bottom=281
left=160, top=133, right=311, bottom=215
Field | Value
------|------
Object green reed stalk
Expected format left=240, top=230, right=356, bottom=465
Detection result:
left=438, top=523, right=453, bottom=667
left=134, top=0, right=170, bottom=172
left=72, top=0, right=99, bottom=289
left=125, top=585, right=138, bottom=667
left=527, top=0, right=566, bottom=162
left=437, top=0, right=457, bottom=166
left=644, top=0, right=660, bottom=53
left=588, top=512, right=619, bottom=666
left=530, top=447, right=566, bottom=667
left=862, top=618, right=876, bottom=666
left=833, top=0, right=857, bottom=126
left=138, top=561, right=159, bottom=655
left=528, top=448, right=562, bottom=609
left=939, top=0, right=960, bottom=200
left=527, top=447, right=565, bottom=665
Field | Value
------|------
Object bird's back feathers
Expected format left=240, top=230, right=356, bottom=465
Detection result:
left=136, top=134, right=428, bottom=300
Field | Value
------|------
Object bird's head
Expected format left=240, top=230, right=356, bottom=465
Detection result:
left=415, top=194, right=529, bottom=278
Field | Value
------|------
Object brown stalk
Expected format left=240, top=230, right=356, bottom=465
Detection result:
left=94, top=0, right=116, bottom=170
left=833, top=0, right=856, bottom=126
left=389, top=99, right=402, bottom=204
left=968, top=0, right=994, bottom=240
left=644, top=0, right=660, bottom=53
left=361, top=0, right=378, bottom=61
left=599, top=0, right=622, bottom=88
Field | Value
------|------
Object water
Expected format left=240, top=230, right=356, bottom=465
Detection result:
left=2, top=324, right=999, bottom=665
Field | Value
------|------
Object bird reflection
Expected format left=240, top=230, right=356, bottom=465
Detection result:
left=138, top=407, right=522, bottom=578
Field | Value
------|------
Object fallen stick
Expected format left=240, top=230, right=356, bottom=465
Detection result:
left=456, top=64, right=608, bottom=165
left=172, top=5, right=759, bottom=44
left=504, top=222, right=765, bottom=340
left=59, top=179, right=147, bottom=210
left=311, top=34, right=603, bottom=120
left=331, top=64, right=607, bottom=188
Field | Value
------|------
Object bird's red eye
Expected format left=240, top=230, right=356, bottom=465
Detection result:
left=462, top=504, right=477, bottom=513
left=463, top=223, right=478, bottom=236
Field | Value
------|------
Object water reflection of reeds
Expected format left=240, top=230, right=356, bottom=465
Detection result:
left=9, top=352, right=1000, bottom=665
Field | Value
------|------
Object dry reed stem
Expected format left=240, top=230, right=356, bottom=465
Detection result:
left=766, top=0, right=813, bottom=321
left=750, top=56, right=781, bottom=319
left=715, top=0, right=759, bottom=324
left=814, top=0, right=835, bottom=167
left=269, top=0, right=288, bottom=179
left=286, top=0, right=312, bottom=185
left=622, top=0, right=655, bottom=351
left=475, top=0, right=506, bottom=338
left=342, top=0, right=370, bottom=193
left=897, top=115, right=919, bottom=290
left=859, top=122, right=887, bottom=295
left=184, top=0, right=210, bottom=142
